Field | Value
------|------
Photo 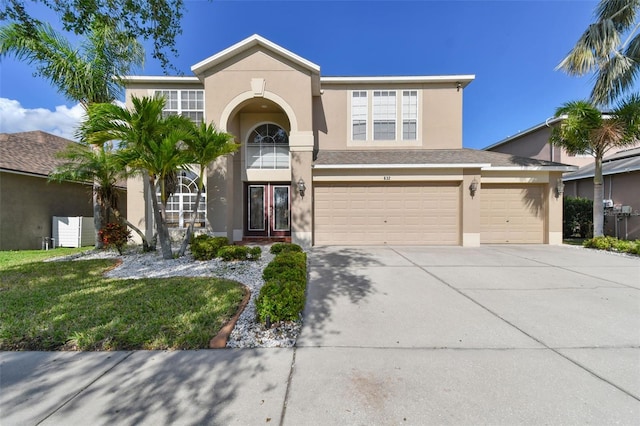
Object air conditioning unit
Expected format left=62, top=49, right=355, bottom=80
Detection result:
left=621, top=205, right=632, bottom=214
left=603, top=199, right=614, bottom=208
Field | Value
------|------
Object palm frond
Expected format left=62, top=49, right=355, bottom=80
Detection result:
left=596, top=0, right=640, bottom=30
left=590, top=51, right=637, bottom=105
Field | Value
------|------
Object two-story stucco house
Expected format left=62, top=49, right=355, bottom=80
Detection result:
left=123, top=35, right=574, bottom=247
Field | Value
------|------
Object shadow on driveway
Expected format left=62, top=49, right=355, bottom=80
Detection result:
left=300, top=247, right=382, bottom=345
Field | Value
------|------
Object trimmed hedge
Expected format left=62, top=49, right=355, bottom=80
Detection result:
left=270, top=242, right=303, bottom=255
left=256, top=249, right=307, bottom=325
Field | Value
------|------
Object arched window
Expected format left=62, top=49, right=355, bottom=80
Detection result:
left=246, top=123, right=289, bottom=169
left=158, top=171, right=206, bottom=228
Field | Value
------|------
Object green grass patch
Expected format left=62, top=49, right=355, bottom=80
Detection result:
left=0, top=258, right=245, bottom=351
left=563, top=238, right=586, bottom=246
left=0, top=247, right=91, bottom=269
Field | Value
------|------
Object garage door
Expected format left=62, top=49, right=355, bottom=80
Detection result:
left=314, top=182, right=460, bottom=245
left=480, top=184, right=545, bottom=244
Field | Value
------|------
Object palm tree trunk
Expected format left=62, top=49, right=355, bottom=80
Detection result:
left=93, top=182, right=104, bottom=249
left=177, top=186, right=203, bottom=257
left=593, top=155, right=605, bottom=237
left=108, top=206, right=153, bottom=251
left=148, top=175, right=173, bottom=259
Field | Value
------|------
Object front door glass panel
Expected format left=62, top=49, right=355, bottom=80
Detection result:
left=248, top=185, right=265, bottom=231
left=273, top=186, right=290, bottom=231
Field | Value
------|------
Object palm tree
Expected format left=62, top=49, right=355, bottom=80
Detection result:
left=550, top=94, right=640, bottom=236
left=177, top=122, right=238, bottom=257
left=0, top=19, right=144, bottom=248
left=557, top=0, right=640, bottom=106
left=82, top=96, right=195, bottom=259
left=48, top=141, right=152, bottom=250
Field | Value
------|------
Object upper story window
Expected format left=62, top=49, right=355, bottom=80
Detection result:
left=373, top=91, right=396, bottom=140
left=247, top=123, right=289, bottom=169
left=402, top=91, right=418, bottom=140
left=351, top=89, right=418, bottom=142
left=351, top=91, right=367, bottom=140
left=155, top=90, right=204, bottom=125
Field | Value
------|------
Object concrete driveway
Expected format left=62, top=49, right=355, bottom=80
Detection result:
left=1, top=245, right=639, bottom=425
left=288, top=245, right=640, bottom=424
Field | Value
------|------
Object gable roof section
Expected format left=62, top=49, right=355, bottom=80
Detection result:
left=484, top=117, right=563, bottom=151
left=314, top=149, right=576, bottom=171
left=563, top=148, right=640, bottom=181
left=0, top=131, right=78, bottom=177
left=192, top=34, right=321, bottom=76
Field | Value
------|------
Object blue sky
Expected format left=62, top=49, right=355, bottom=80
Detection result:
left=0, top=0, right=602, bottom=149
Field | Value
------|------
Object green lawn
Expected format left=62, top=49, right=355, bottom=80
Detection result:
left=0, top=249, right=245, bottom=351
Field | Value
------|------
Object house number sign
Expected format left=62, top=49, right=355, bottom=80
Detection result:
left=383, top=176, right=391, bottom=181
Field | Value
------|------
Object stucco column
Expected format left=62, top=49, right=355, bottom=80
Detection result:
left=461, top=169, right=481, bottom=246
left=547, top=171, right=564, bottom=245
left=206, top=155, right=232, bottom=239
left=289, top=131, right=314, bottom=248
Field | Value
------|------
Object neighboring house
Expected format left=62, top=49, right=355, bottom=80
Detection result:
left=484, top=117, right=609, bottom=169
left=0, top=131, right=127, bottom=250
left=486, top=116, right=640, bottom=240
left=563, top=147, right=640, bottom=240
left=123, top=34, right=574, bottom=247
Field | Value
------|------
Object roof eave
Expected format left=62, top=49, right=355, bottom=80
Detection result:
left=119, top=76, right=201, bottom=85
left=313, top=163, right=491, bottom=169
left=191, top=34, right=321, bottom=76
left=320, top=75, right=475, bottom=87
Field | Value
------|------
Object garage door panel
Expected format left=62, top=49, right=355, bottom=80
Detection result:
left=480, top=184, right=545, bottom=244
left=314, top=182, right=460, bottom=245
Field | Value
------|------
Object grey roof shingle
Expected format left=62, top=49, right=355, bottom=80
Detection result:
left=563, top=148, right=640, bottom=181
left=314, top=149, right=573, bottom=168
left=0, top=131, right=78, bottom=176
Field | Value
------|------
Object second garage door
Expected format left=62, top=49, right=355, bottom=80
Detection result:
left=480, top=184, right=545, bottom=244
left=314, top=182, right=460, bottom=245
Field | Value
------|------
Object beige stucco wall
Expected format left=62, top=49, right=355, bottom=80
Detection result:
left=200, top=48, right=313, bottom=133
left=0, top=172, right=126, bottom=250
left=486, top=124, right=609, bottom=169
left=317, top=83, right=463, bottom=150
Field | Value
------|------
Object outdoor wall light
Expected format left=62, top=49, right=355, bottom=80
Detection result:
left=556, top=178, right=565, bottom=198
left=469, top=178, right=478, bottom=198
left=297, top=178, right=306, bottom=198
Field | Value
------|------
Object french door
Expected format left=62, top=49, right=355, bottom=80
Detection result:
left=246, top=183, right=291, bottom=237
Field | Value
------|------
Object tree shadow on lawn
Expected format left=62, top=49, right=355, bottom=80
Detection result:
left=0, top=348, right=292, bottom=425
left=300, top=247, right=381, bottom=345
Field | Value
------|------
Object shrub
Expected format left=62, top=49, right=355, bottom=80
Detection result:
left=563, top=197, right=593, bottom=238
left=256, top=249, right=308, bottom=325
left=191, top=235, right=228, bottom=261
left=218, top=245, right=261, bottom=261
left=255, top=278, right=306, bottom=323
left=98, top=222, right=131, bottom=255
left=583, top=236, right=640, bottom=255
left=262, top=251, right=307, bottom=281
left=270, top=242, right=303, bottom=255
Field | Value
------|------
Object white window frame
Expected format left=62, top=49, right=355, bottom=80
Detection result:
left=351, top=91, right=368, bottom=141
left=373, top=90, right=397, bottom=140
left=246, top=123, right=290, bottom=170
left=402, top=90, right=418, bottom=140
left=155, top=90, right=205, bottom=125
left=158, top=170, right=206, bottom=228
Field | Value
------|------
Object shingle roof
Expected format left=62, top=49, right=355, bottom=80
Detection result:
left=314, top=149, right=575, bottom=170
left=563, top=148, right=640, bottom=181
left=0, top=131, right=78, bottom=176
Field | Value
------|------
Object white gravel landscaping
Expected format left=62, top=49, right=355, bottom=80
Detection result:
left=54, top=245, right=303, bottom=348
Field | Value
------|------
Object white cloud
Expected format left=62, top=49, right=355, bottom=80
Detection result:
left=0, top=98, right=85, bottom=140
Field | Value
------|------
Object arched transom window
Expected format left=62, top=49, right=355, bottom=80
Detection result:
left=158, top=171, right=206, bottom=228
left=246, top=123, right=289, bottom=169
